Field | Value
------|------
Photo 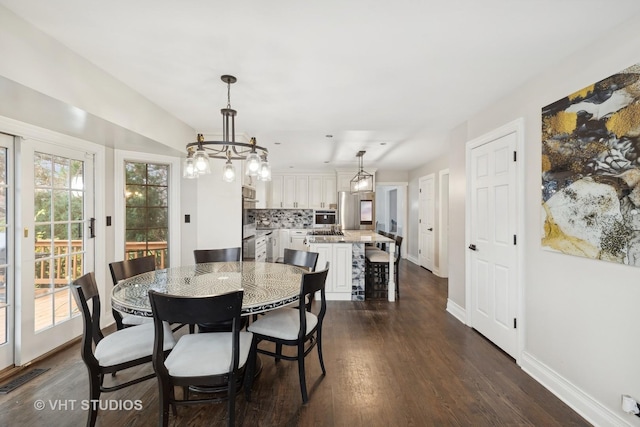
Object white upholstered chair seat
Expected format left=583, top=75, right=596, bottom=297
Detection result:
left=366, top=250, right=393, bottom=263
left=94, top=321, right=175, bottom=367
left=365, top=247, right=386, bottom=257
left=248, top=308, right=318, bottom=341
left=122, top=314, right=153, bottom=326
left=164, top=332, right=253, bottom=377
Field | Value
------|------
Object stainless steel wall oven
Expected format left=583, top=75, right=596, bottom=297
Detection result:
left=313, top=209, right=337, bottom=228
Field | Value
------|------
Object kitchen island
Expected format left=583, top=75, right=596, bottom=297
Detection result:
left=306, top=230, right=395, bottom=302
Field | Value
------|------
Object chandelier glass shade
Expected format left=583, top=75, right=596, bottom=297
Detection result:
left=183, top=75, right=271, bottom=182
left=350, top=150, right=374, bottom=193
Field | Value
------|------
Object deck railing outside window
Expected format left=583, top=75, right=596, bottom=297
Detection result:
left=33, top=240, right=167, bottom=286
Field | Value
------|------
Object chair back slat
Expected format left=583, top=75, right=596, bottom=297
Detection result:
left=71, top=272, right=103, bottom=362
left=301, top=266, right=329, bottom=298
left=283, top=249, right=319, bottom=271
left=109, top=255, right=156, bottom=285
left=395, top=235, right=403, bottom=256
left=109, top=255, right=156, bottom=329
left=149, top=290, right=243, bottom=327
left=299, top=263, right=329, bottom=333
left=194, top=247, right=241, bottom=264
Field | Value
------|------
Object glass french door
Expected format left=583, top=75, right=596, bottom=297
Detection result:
left=18, top=139, right=94, bottom=365
left=0, top=133, right=13, bottom=370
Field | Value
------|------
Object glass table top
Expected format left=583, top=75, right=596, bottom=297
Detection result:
left=111, top=261, right=307, bottom=316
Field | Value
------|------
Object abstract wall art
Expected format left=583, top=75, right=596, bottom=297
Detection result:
left=542, top=63, right=640, bottom=266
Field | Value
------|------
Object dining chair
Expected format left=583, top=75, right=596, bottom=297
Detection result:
left=108, top=255, right=156, bottom=329
left=193, top=247, right=246, bottom=333
left=246, top=263, right=330, bottom=404
left=366, top=235, right=403, bottom=298
left=283, top=248, right=319, bottom=272
left=254, top=249, right=319, bottom=324
left=148, top=289, right=254, bottom=427
left=72, top=272, right=176, bottom=427
left=194, top=247, right=241, bottom=264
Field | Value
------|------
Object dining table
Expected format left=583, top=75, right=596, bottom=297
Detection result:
left=111, top=260, right=308, bottom=318
left=111, top=260, right=308, bottom=394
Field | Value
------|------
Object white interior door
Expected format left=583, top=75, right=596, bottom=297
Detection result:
left=0, top=133, right=14, bottom=370
left=419, top=174, right=435, bottom=271
left=467, top=130, right=518, bottom=358
left=17, top=139, right=94, bottom=365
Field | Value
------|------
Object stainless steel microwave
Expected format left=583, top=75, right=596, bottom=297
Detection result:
left=313, top=209, right=337, bottom=227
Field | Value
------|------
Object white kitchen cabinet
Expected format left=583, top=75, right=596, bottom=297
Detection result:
left=270, top=175, right=284, bottom=208
left=309, top=242, right=352, bottom=300
left=254, top=179, right=267, bottom=209
left=255, top=234, right=267, bottom=262
left=270, top=231, right=280, bottom=262
left=308, top=175, right=337, bottom=209
left=278, top=229, right=290, bottom=259
left=270, top=174, right=309, bottom=208
left=289, top=229, right=309, bottom=252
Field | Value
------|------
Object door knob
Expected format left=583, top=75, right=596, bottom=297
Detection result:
left=428, top=228, right=433, bottom=231
left=468, top=244, right=477, bottom=251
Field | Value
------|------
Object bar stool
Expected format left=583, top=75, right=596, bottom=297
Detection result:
left=365, top=235, right=402, bottom=298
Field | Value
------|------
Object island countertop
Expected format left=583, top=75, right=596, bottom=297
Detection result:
left=306, top=229, right=393, bottom=244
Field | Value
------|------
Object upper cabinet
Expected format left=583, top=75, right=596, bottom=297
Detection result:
left=270, top=174, right=309, bottom=208
left=268, top=173, right=336, bottom=209
left=308, top=175, right=337, bottom=209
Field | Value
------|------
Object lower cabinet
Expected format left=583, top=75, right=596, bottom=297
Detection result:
left=289, top=230, right=308, bottom=252
left=269, top=232, right=279, bottom=262
left=255, top=234, right=267, bottom=262
left=278, top=229, right=290, bottom=259
left=309, top=243, right=352, bottom=300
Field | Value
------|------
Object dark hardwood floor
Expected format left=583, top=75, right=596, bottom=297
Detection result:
left=0, top=261, right=589, bottom=426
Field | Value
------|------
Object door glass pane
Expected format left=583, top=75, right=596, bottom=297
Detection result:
left=124, top=161, right=170, bottom=268
left=34, top=151, right=84, bottom=332
left=0, top=146, right=10, bottom=348
left=34, top=189, right=51, bottom=223
left=53, top=156, right=70, bottom=188
left=53, top=224, right=69, bottom=255
left=53, top=190, right=69, bottom=221
left=34, top=153, right=52, bottom=187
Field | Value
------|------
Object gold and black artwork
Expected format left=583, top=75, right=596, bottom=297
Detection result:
left=542, top=63, right=640, bottom=266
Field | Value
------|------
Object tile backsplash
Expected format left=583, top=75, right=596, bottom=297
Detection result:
left=250, top=209, right=313, bottom=229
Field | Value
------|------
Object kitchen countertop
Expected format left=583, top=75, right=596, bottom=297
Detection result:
left=306, top=230, right=394, bottom=244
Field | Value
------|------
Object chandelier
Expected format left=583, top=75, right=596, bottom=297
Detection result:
left=350, top=150, right=374, bottom=193
left=183, top=75, right=271, bottom=182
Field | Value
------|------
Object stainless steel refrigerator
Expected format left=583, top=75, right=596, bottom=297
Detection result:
left=337, top=191, right=375, bottom=231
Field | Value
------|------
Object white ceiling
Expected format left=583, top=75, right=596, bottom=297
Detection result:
left=2, top=0, right=640, bottom=172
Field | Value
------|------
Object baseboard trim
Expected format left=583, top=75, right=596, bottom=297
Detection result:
left=446, top=298, right=466, bottom=324
left=520, top=351, right=630, bottom=427
left=407, top=255, right=419, bottom=265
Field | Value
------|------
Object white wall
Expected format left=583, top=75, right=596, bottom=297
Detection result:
left=376, top=170, right=409, bottom=182
left=448, top=14, right=640, bottom=426
left=195, top=162, right=242, bottom=252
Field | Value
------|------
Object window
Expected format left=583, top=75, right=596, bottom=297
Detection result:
left=125, top=162, right=169, bottom=268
